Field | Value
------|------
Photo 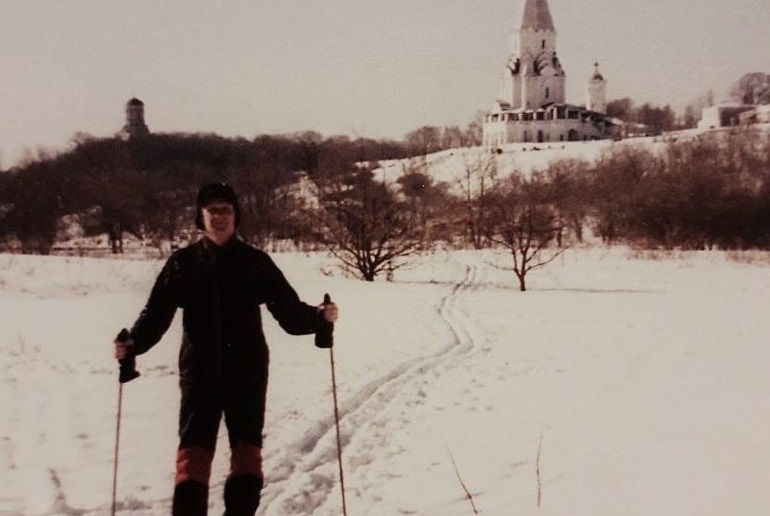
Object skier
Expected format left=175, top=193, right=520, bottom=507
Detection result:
left=114, top=182, right=339, bottom=515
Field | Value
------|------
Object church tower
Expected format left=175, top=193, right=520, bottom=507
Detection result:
left=483, top=0, right=617, bottom=147
left=500, top=0, right=565, bottom=110
left=121, top=98, right=150, bottom=139
left=586, top=62, right=607, bottom=113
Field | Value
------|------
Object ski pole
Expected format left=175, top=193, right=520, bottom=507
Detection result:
left=315, top=294, right=347, bottom=516
left=112, top=329, right=140, bottom=516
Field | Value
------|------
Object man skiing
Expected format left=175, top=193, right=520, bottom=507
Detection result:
left=114, top=182, right=339, bottom=515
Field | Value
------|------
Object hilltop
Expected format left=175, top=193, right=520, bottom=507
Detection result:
left=374, top=125, right=770, bottom=190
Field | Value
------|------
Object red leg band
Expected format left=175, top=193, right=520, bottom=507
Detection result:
left=230, top=443, right=263, bottom=478
left=176, top=446, right=215, bottom=485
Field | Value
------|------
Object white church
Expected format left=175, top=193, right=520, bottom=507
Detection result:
left=483, top=0, right=618, bottom=147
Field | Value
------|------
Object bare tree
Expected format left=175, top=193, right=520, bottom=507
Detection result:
left=290, top=130, right=323, bottom=176
left=541, top=159, right=593, bottom=245
left=455, top=152, right=497, bottom=249
left=486, top=175, right=566, bottom=292
left=396, top=159, right=456, bottom=243
left=730, top=72, right=770, bottom=105
left=405, top=126, right=442, bottom=157
left=464, top=111, right=485, bottom=147
left=321, top=170, right=423, bottom=281
left=441, top=125, right=466, bottom=150
left=589, top=145, right=653, bottom=244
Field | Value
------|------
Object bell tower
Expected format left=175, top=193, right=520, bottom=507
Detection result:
left=122, top=98, right=150, bottom=139
left=586, top=62, right=607, bottom=113
left=501, top=0, right=565, bottom=110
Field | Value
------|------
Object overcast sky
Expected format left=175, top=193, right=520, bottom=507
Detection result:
left=0, top=0, right=768, bottom=167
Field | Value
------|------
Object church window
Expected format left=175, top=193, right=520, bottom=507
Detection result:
left=541, top=39, right=545, bottom=49
left=546, top=87, right=550, bottom=99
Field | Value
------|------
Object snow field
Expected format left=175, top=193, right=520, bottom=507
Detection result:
left=1, top=248, right=769, bottom=515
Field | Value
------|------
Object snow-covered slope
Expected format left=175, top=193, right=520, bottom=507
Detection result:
left=1, top=248, right=769, bottom=515
left=374, top=125, right=769, bottom=191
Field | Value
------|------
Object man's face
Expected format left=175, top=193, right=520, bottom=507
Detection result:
left=201, top=201, right=235, bottom=244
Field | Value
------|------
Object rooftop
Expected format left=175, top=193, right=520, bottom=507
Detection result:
left=519, top=0, right=555, bottom=31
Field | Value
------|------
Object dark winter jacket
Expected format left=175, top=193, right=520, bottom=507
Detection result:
left=129, top=237, right=321, bottom=383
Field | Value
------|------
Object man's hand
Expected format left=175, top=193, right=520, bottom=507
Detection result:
left=315, top=295, right=337, bottom=349
left=114, top=329, right=133, bottom=360
left=320, top=302, right=339, bottom=323
left=114, top=328, right=140, bottom=383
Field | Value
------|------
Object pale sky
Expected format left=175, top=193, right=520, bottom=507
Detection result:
left=0, top=0, right=768, bottom=167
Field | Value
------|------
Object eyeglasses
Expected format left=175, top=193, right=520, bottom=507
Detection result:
left=204, top=205, right=235, bottom=216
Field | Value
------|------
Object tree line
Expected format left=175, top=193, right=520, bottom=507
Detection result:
left=0, top=126, right=476, bottom=254
left=615, top=72, right=770, bottom=133
left=1, top=125, right=769, bottom=289
left=317, top=127, right=770, bottom=288
left=1, top=71, right=769, bottom=288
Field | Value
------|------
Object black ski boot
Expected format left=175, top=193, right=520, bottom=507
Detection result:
left=173, top=480, right=209, bottom=516
left=223, top=474, right=263, bottom=516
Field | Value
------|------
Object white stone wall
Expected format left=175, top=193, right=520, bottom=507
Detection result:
left=483, top=114, right=612, bottom=147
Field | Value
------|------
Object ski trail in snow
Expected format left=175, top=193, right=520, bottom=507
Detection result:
left=437, top=264, right=485, bottom=355
left=258, top=262, right=485, bottom=515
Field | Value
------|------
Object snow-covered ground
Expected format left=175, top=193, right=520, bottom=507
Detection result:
left=1, top=247, right=769, bottom=515
left=373, top=134, right=673, bottom=189
left=374, top=125, right=770, bottom=191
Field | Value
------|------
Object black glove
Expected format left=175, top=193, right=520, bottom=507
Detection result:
left=115, top=328, right=140, bottom=383
left=314, top=294, right=334, bottom=349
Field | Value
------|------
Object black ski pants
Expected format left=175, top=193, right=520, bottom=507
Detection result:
left=172, top=361, right=268, bottom=516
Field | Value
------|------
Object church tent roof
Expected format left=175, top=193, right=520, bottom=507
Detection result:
left=519, top=0, right=555, bottom=31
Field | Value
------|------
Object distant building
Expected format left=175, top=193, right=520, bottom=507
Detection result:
left=586, top=62, right=607, bottom=114
left=120, top=98, right=150, bottom=139
left=697, top=103, right=756, bottom=130
left=738, top=104, right=770, bottom=126
left=483, top=0, right=617, bottom=147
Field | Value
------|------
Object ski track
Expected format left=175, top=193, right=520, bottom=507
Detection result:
left=0, top=259, right=484, bottom=516
left=257, top=261, right=485, bottom=515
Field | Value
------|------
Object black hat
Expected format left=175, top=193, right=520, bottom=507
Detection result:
left=195, top=183, right=241, bottom=229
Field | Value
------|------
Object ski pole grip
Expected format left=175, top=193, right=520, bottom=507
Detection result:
left=116, top=328, right=140, bottom=384
left=315, top=293, right=334, bottom=349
